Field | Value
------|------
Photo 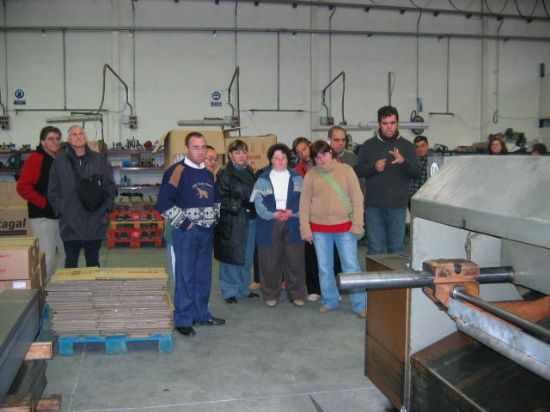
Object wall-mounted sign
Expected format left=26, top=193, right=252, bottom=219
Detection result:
left=210, top=90, right=222, bottom=107
left=14, top=89, right=26, bottom=106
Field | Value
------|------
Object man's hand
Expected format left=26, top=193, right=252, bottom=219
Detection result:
left=374, top=159, right=387, bottom=172
left=273, top=210, right=287, bottom=222
left=389, top=147, right=405, bottom=164
left=186, top=223, right=194, bottom=230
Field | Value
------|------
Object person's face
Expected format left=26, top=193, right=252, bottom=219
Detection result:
left=329, top=130, right=346, bottom=155
left=379, top=114, right=398, bottom=139
left=315, top=150, right=333, bottom=171
left=415, top=140, right=429, bottom=157
left=490, top=139, right=503, bottom=154
left=229, top=148, right=248, bottom=166
left=205, top=148, right=219, bottom=172
left=271, top=150, right=288, bottom=172
left=41, top=132, right=61, bottom=154
left=68, top=127, right=87, bottom=149
left=295, top=142, right=311, bottom=163
left=185, top=137, right=207, bottom=165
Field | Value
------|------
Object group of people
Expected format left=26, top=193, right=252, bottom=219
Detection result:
left=17, top=106, right=546, bottom=340
left=17, top=125, right=116, bottom=282
left=157, top=105, right=423, bottom=337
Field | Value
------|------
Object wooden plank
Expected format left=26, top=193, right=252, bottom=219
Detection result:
left=24, top=342, right=53, bottom=361
left=0, top=394, right=32, bottom=412
left=36, top=395, right=62, bottom=412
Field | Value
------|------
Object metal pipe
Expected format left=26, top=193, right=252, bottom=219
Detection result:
left=338, top=266, right=514, bottom=290
left=2, top=0, right=8, bottom=114
left=321, top=71, right=345, bottom=124
left=455, top=319, right=550, bottom=381
left=227, top=65, right=240, bottom=120
left=3, top=27, right=548, bottom=42
left=96, top=63, right=134, bottom=116
left=452, top=286, right=550, bottom=343
left=214, top=0, right=550, bottom=22
left=62, top=29, right=67, bottom=110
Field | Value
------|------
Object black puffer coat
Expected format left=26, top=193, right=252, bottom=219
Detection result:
left=214, top=162, right=256, bottom=266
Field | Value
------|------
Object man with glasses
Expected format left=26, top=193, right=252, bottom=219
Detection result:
left=156, top=132, right=225, bottom=337
left=17, top=126, right=66, bottom=282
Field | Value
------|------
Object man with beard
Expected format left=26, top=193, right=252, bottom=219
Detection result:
left=355, top=106, right=420, bottom=256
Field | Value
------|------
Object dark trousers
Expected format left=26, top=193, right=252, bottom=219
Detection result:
left=63, top=240, right=102, bottom=268
left=258, top=220, right=306, bottom=301
left=172, top=226, right=213, bottom=327
left=305, top=241, right=320, bottom=295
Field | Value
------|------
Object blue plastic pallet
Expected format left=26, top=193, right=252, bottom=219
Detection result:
left=57, top=333, right=173, bottom=356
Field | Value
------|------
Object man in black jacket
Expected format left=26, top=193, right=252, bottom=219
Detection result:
left=48, top=125, right=116, bottom=268
left=355, top=106, right=420, bottom=256
left=17, top=126, right=65, bottom=281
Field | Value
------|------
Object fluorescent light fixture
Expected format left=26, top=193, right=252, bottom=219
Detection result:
left=312, top=121, right=429, bottom=132
left=46, top=114, right=103, bottom=123
left=177, top=117, right=238, bottom=127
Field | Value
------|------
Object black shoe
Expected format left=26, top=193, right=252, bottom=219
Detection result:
left=247, top=292, right=260, bottom=299
left=225, top=297, right=238, bottom=304
left=203, top=316, right=226, bottom=326
left=176, top=326, right=196, bottom=336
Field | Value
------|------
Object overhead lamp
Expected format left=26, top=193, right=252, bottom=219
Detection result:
left=176, top=116, right=238, bottom=127
left=46, top=113, right=103, bottom=123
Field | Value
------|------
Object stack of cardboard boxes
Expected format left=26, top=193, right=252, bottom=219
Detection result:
left=0, top=237, right=45, bottom=300
left=0, top=182, right=32, bottom=237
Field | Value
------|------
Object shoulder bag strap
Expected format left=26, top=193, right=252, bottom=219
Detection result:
left=318, top=171, right=354, bottom=220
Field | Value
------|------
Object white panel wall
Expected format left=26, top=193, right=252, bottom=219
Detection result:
left=0, top=0, right=549, bottom=150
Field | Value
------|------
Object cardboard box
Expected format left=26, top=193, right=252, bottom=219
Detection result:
left=0, top=181, right=27, bottom=207
left=0, top=244, right=39, bottom=280
left=157, top=129, right=277, bottom=171
left=0, top=264, right=41, bottom=292
left=224, top=134, right=277, bottom=170
left=0, top=207, right=32, bottom=236
left=0, top=236, right=39, bottom=251
left=158, top=128, right=238, bottom=168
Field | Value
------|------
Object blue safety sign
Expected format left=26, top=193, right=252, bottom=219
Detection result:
left=14, top=88, right=26, bottom=105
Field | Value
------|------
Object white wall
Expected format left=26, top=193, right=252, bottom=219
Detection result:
left=0, top=0, right=549, bottom=150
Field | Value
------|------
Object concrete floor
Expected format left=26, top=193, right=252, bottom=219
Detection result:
left=43, top=244, right=393, bottom=412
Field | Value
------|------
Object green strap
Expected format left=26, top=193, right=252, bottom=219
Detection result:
left=318, top=171, right=354, bottom=220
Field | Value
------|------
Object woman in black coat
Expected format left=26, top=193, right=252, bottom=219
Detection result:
left=214, top=140, right=259, bottom=303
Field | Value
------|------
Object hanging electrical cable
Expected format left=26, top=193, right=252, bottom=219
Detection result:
left=492, top=18, right=504, bottom=124
left=483, top=0, right=509, bottom=16
left=543, top=0, right=550, bottom=18
left=447, top=0, right=477, bottom=14
left=513, top=0, right=539, bottom=19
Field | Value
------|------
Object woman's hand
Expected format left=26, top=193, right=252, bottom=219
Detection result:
left=303, top=235, right=313, bottom=244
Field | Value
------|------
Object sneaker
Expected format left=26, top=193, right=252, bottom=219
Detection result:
left=338, top=295, right=343, bottom=302
left=319, top=305, right=332, bottom=313
left=266, top=300, right=277, bottom=307
left=246, top=292, right=260, bottom=299
left=249, top=282, right=261, bottom=290
left=292, top=299, right=305, bottom=307
left=356, top=309, right=367, bottom=319
left=307, top=293, right=320, bottom=302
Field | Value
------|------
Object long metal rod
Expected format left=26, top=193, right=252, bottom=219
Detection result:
left=455, top=319, right=550, bottom=381
left=321, top=71, right=345, bottom=124
left=96, top=63, right=134, bottom=115
left=452, top=286, right=550, bottom=343
left=2, top=0, right=8, bottom=114
left=213, top=0, right=550, bottom=22
left=338, top=266, right=514, bottom=290
left=62, top=29, right=67, bottom=110
left=227, top=65, right=240, bottom=120
left=3, top=26, right=549, bottom=42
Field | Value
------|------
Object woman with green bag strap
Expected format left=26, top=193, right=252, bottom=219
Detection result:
left=299, top=140, right=366, bottom=318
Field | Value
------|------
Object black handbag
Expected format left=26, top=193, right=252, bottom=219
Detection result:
left=68, top=155, right=108, bottom=212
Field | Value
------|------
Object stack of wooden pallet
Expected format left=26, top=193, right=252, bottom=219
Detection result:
left=45, top=268, right=172, bottom=336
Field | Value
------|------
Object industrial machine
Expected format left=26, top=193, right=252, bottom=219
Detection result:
left=339, top=156, right=550, bottom=411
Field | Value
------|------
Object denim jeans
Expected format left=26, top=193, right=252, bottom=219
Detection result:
left=172, top=226, right=214, bottom=327
left=365, top=207, right=406, bottom=255
left=312, top=231, right=366, bottom=313
left=219, top=220, right=256, bottom=299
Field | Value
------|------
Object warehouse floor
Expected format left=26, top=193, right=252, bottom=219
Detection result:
left=42, top=244, right=393, bottom=412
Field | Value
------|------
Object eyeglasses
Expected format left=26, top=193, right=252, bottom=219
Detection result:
left=205, top=156, right=219, bottom=163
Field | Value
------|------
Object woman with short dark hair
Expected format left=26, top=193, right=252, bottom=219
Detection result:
left=253, top=143, right=306, bottom=307
left=299, top=140, right=366, bottom=318
left=214, top=139, right=259, bottom=304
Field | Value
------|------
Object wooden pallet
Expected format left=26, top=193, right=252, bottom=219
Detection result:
left=108, top=220, right=164, bottom=230
left=0, top=394, right=62, bottom=412
left=57, top=334, right=173, bottom=356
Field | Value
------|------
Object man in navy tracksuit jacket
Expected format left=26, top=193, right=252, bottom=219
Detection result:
left=156, top=132, right=224, bottom=337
